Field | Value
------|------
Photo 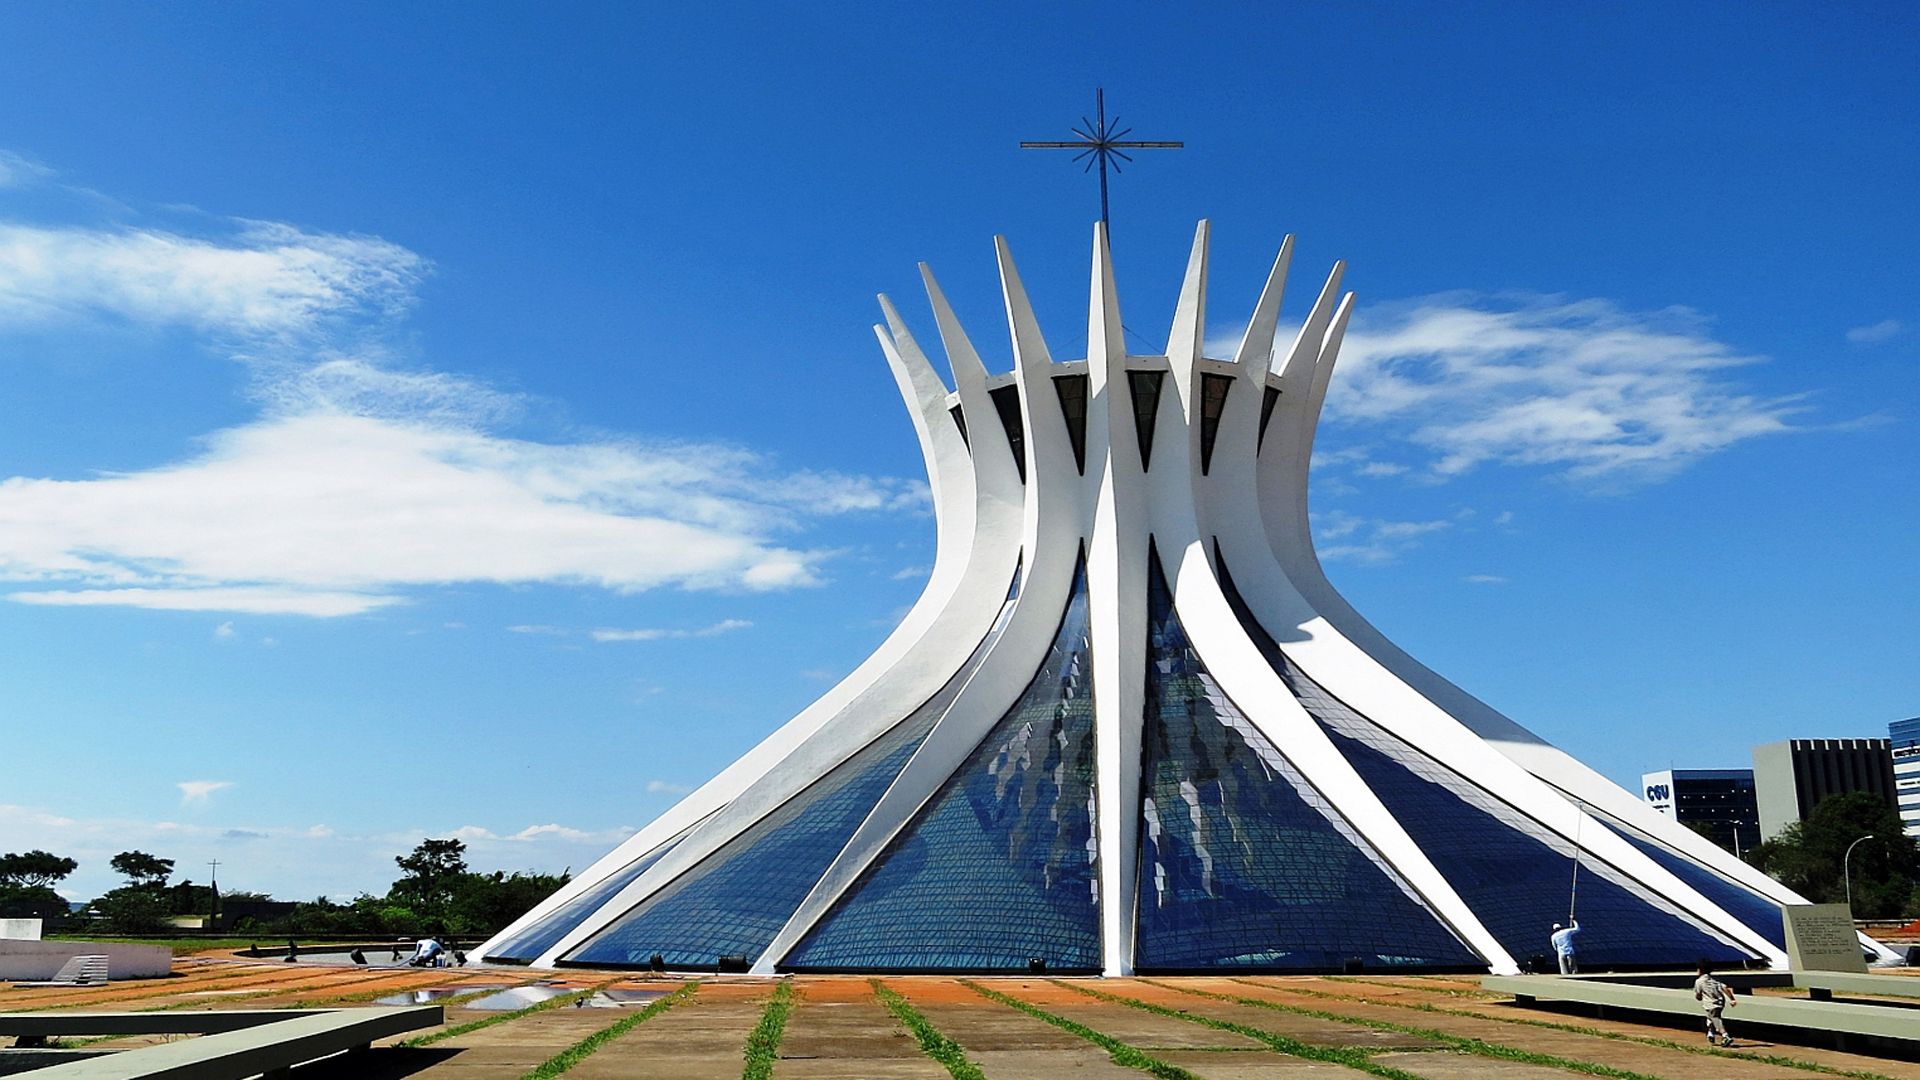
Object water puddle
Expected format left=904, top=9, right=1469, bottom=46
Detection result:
left=374, top=984, right=666, bottom=1009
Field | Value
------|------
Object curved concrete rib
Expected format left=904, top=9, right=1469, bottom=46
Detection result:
left=508, top=298, right=1021, bottom=966
left=1237, top=287, right=1787, bottom=963
left=1159, top=231, right=1511, bottom=972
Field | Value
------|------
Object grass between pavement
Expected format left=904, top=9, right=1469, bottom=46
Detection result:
left=1259, top=977, right=1903, bottom=1080
left=514, top=982, right=698, bottom=1080
left=741, top=979, right=794, bottom=1080
left=959, top=979, right=1200, bottom=1080
left=870, top=979, right=987, bottom=1080
left=1054, top=980, right=1432, bottom=1080
left=1135, top=978, right=1668, bottom=1080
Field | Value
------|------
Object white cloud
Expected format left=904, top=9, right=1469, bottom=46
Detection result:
left=0, top=413, right=924, bottom=616
left=0, top=220, right=424, bottom=342
left=1464, top=574, right=1509, bottom=585
left=645, top=780, right=694, bottom=795
left=1324, top=295, right=1806, bottom=483
left=591, top=618, right=752, bottom=643
left=1845, top=319, right=1902, bottom=344
left=213, top=620, right=235, bottom=639
left=506, top=624, right=568, bottom=636
left=177, top=780, right=233, bottom=806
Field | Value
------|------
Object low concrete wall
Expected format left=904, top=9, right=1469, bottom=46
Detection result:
left=0, top=939, right=171, bottom=980
left=0, top=920, right=41, bottom=941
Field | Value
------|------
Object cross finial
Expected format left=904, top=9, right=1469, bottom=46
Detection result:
left=1020, top=88, right=1183, bottom=229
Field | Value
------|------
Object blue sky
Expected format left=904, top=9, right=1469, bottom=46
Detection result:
left=1, top=2, right=1914, bottom=903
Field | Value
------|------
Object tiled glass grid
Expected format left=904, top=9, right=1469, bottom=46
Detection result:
left=483, top=832, right=688, bottom=962
left=1596, top=817, right=1787, bottom=950
left=785, top=558, right=1100, bottom=971
left=1210, top=554, right=1755, bottom=967
left=1134, top=553, right=1481, bottom=971
left=562, top=592, right=1020, bottom=969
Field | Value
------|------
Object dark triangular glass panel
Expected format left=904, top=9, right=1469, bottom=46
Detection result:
left=483, top=832, right=690, bottom=963
left=1210, top=554, right=1755, bottom=968
left=1258, top=385, right=1281, bottom=451
left=989, top=384, right=1026, bottom=483
left=949, top=404, right=969, bottom=449
left=1198, top=373, right=1233, bottom=474
left=1127, top=370, right=1164, bottom=470
left=1053, top=374, right=1088, bottom=474
left=1136, top=548, right=1480, bottom=971
left=559, top=594, right=1018, bottom=970
left=1596, top=817, right=1785, bottom=950
left=786, top=556, right=1100, bottom=972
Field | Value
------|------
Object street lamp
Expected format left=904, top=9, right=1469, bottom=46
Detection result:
left=1843, top=834, right=1880, bottom=913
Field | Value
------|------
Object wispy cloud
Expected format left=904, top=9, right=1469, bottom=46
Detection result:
left=1321, top=295, right=1807, bottom=484
left=0, top=151, right=53, bottom=189
left=0, top=220, right=425, bottom=343
left=1463, top=574, right=1509, bottom=585
left=1845, top=318, right=1902, bottom=345
left=591, top=618, right=752, bottom=643
left=1313, top=511, right=1454, bottom=564
left=177, top=780, right=233, bottom=806
left=644, top=780, right=694, bottom=795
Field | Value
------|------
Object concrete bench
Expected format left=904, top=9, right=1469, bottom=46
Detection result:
left=0, top=1005, right=441, bottom=1078
left=1483, top=974, right=1920, bottom=1052
left=1794, top=969, right=1920, bottom=1002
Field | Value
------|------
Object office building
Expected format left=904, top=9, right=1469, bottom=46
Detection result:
left=1890, top=717, right=1920, bottom=837
left=1641, top=769, right=1760, bottom=856
left=1752, top=739, right=1897, bottom=840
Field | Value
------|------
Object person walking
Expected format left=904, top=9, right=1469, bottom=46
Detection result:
left=1694, top=960, right=1737, bottom=1046
left=1549, top=920, right=1581, bottom=974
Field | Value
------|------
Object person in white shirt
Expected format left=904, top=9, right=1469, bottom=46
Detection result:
left=408, top=937, right=445, bottom=967
left=1549, top=921, right=1581, bottom=974
left=1693, top=960, right=1737, bottom=1046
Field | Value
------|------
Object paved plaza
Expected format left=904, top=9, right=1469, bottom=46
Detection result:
left=9, top=952, right=1920, bottom=1078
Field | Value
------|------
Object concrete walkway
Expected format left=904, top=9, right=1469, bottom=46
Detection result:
left=17, top=957, right=1920, bottom=1078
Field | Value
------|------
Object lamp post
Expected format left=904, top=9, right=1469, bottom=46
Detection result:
left=1843, top=834, right=1878, bottom=913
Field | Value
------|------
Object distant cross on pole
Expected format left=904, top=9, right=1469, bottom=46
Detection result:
left=1021, top=88, right=1182, bottom=229
left=208, top=859, right=220, bottom=929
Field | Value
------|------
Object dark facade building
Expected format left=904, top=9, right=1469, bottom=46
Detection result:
left=1640, top=769, right=1760, bottom=856
left=1752, top=739, right=1897, bottom=840
left=1889, top=717, right=1920, bottom=838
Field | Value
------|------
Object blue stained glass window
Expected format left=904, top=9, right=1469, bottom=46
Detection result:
left=1597, top=817, right=1786, bottom=950
left=483, top=832, right=689, bottom=963
left=1135, top=551, right=1481, bottom=971
left=1210, top=553, right=1754, bottom=968
left=562, top=590, right=1020, bottom=970
left=785, top=557, right=1100, bottom=971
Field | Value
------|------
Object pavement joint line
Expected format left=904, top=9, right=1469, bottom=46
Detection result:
left=957, top=978, right=1200, bottom=1080
left=3, top=964, right=338, bottom=1012
left=399, top=976, right=628, bottom=1047
left=1137, top=978, right=1664, bottom=1080
left=1053, top=979, right=1427, bottom=1080
left=870, top=978, right=986, bottom=1080
left=515, top=982, right=698, bottom=1080
left=1324, top=975, right=1502, bottom=1000
left=742, top=979, right=794, bottom=1080
left=1241, top=977, right=1906, bottom=1080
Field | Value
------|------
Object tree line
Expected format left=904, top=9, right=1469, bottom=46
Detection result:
left=0, top=838, right=566, bottom=938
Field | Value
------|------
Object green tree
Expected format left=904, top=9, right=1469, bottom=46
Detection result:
left=109, top=851, right=175, bottom=889
left=1752, top=791, right=1919, bottom=917
left=390, top=838, right=468, bottom=921
left=0, top=850, right=78, bottom=889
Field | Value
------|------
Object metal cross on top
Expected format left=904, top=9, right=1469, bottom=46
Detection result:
left=1021, top=88, right=1183, bottom=228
